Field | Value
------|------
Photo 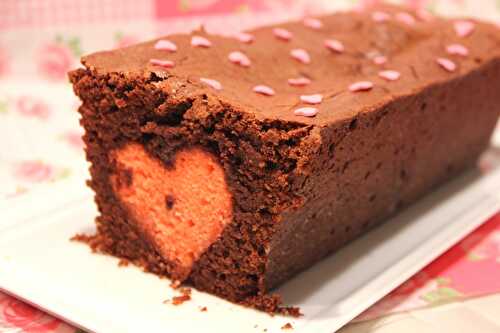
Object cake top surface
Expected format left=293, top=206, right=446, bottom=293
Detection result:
left=81, top=5, right=500, bottom=126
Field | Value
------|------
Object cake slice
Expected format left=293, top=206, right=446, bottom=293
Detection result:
left=69, top=5, right=500, bottom=314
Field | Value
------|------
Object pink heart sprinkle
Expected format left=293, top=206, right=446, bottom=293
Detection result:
left=191, top=36, right=212, bottom=48
left=353, top=4, right=365, bottom=13
left=373, top=55, right=387, bottom=65
left=416, top=9, right=434, bottom=21
left=436, top=57, right=457, bottom=72
left=253, top=85, right=275, bottom=96
left=228, top=51, right=251, bottom=67
left=294, top=107, right=318, bottom=117
left=200, top=77, right=222, bottom=90
left=372, top=11, right=391, bottom=23
left=303, top=18, right=323, bottom=29
left=235, top=32, right=254, bottom=43
left=290, top=48, right=311, bottom=64
left=273, top=28, right=293, bottom=41
left=396, top=12, right=416, bottom=25
left=446, top=44, right=469, bottom=57
left=149, top=58, right=175, bottom=68
left=324, top=39, right=345, bottom=53
left=349, top=81, right=374, bottom=92
left=154, top=39, right=177, bottom=52
left=288, top=77, right=311, bottom=87
left=300, top=94, right=323, bottom=105
left=378, top=70, right=401, bottom=81
left=454, top=20, right=475, bottom=37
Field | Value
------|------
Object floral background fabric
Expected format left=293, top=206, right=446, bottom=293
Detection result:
left=1, top=0, right=500, bottom=332
left=357, top=212, right=500, bottom=321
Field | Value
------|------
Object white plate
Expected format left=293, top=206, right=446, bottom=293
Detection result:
left=1, top=166, right=500, bottom=333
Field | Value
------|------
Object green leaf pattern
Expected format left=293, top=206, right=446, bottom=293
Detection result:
left=0, top=100, right=7, bottom=114
left=55, top=34, right=83, bottom=57
left=421, top=287, right=463, bottom=304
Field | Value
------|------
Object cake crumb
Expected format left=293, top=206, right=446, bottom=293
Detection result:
left=281, top=322, right=293, bottom=330
left=165, top=194, right=175, bottom=209
left=241, top=294, right=302, bottom=317
left=199, top=306, right=207, bottom=312
left=170, top=280, right=182, bottom=289
left=179, top=287, right=192, bottom=296
left=70, top=233, right=103, bottom=252
left=169, top=287, right=192, bottom=305
left=118, top=258, right=129, bottom=267
left=172, top=294, right=191, bottom=305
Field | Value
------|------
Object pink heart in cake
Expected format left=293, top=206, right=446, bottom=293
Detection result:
left=110, top=143, right=232, bottom=280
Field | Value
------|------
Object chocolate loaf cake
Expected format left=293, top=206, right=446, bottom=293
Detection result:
left=69, top=5, right=500, bottom=313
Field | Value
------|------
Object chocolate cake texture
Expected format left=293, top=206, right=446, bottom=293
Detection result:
left=69, top=4, right=500, bottom=314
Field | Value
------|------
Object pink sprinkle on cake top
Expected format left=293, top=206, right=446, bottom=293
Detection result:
left=288, top=77, right=311, bottom=87
left=191, top=36, right=212, bottom=48
left=396, top=12, right=416, bottom=25
left=290, top=49, right=311, bottom=64
left=154, top=39, right=177, bottom=52
left=228, top=51, right=251, bottom=67
left=273, top=28, right=293, bottom=41
left=200, top=78, right=222, bottom=90
left=325, top=39, right=345, bottom=53
left=416, top=9, right=434, bottom=21
left=454, top=20, right=475, bottom=37
left=372, top=11, right=391, bottom=23
left=253, top=85, right=275, bottom=96
left=373, top=55, right=387, bottom=65
left=378, top=70, right=401, bottom=81
left=349, top=81, right=374, bottom=92
left=352, top=3, right=365, bottom=12
left=446, top=44, right=469, bottom=56
left=149, top=58, right=175, bottom=68
left=300, top=94, right=323, bottom=104
left=436, top=57, right=457, bottom=72
left=235, top=32, right=254, bottom=44
left=294, top=107, right=318, bottom=117
left=303, top=18, right=323, bottom=29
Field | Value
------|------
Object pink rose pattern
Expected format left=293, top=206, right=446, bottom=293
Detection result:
left=358, top=0, right=464, bottom=10
left=0, top=47, right=9, bottom=77
left=37, top=44, right=74, bottom=81
left=0, top=296, right=62, bottom=332
left=358, top=213, right=500, bottom=321
left=61, top=131, right=85, bottom=151
left=154, top=0, right=289, bottom=18
left=16, top=96, right=51, bottom=120
left=14, top=161, right=55, bottom=183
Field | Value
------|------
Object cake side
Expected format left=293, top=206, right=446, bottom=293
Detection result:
left=70, top=4, right=500, bottom=314
left=265, top=58, right=500, bottom=288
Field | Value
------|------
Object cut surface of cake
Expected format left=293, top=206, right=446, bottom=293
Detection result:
left=69, top=4, right=500, bottom=314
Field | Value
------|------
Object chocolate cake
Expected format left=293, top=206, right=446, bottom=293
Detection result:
left=69, top=4, right=500, bottom=314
